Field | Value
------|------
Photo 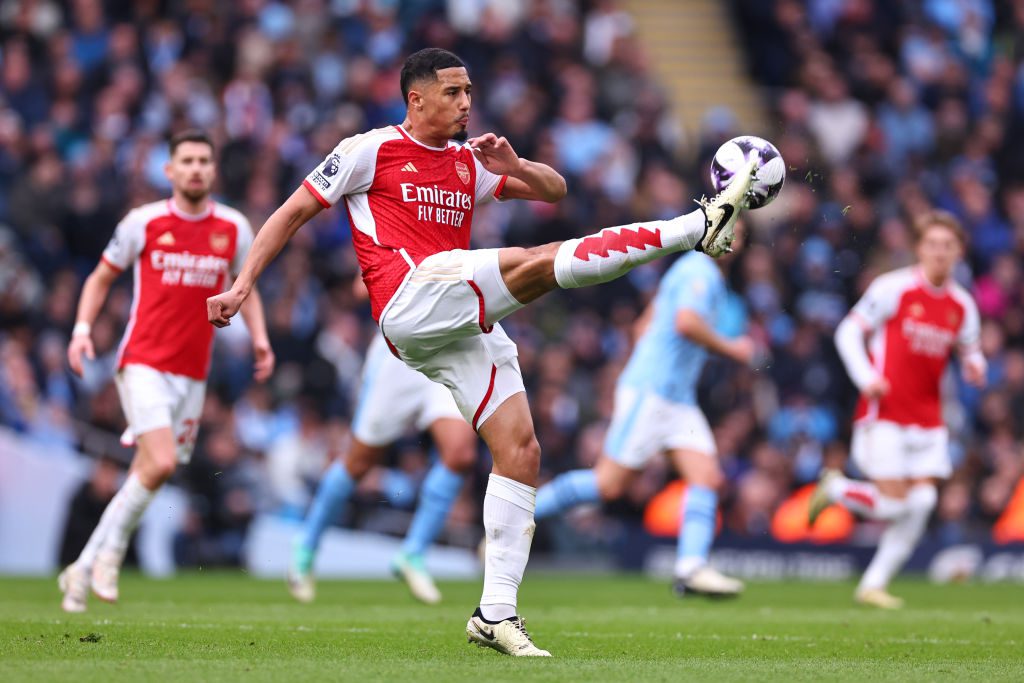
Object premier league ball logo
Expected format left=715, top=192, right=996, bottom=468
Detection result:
left=322, top=154, right=341, bottom=178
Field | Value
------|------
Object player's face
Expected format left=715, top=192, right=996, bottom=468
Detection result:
left=916, top=224, right=961, bottom=282
left=416, top=67, right=472, bottom=142
left=165, top=141, right=215, bottom=202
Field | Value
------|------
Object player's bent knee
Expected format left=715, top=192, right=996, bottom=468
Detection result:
left=148, top=454, right=177, bottom=483
left=441, top=442, right=477, bottom=474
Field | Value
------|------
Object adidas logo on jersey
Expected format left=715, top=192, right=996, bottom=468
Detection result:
left=156, top=231, right=176, bottom=246
left=402, top=162, right=419, bottom=173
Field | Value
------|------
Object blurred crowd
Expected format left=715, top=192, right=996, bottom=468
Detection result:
left=1, top=0, right=1023, bottom=569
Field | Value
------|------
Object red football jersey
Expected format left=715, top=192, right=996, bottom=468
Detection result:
left=302, top=125, right=506, bottom=320
left=102, top=199, right=253, bottom=380
left=846, top=267, right=981, bottom=427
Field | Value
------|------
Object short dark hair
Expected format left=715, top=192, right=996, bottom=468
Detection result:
left=400, top=48, right=466, bottom=104
left=169, top=129, right=214, bottom=156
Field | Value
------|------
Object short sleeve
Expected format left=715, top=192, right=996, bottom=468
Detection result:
left=302, top=132, right=382, bottom=208
left=849, top=276, right=899, bottom=330
left=231, top=215, right=255, bottom=276
left=957, top=293, right=981, bottom=351
left=473, top=153, right=507, bottom=205
left=101, top=209, right=146, bottom=272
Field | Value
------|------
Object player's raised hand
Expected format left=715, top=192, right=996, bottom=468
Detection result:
left=252, top=339, right=275, bottom=383
left=207, top=288, right=245, bottom=328
left=468, top=133, right=521, bottom=176
left=67, top=333, right=95, bottom=377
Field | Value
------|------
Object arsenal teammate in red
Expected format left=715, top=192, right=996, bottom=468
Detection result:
left=208, top=49, right=757, bottom=656
left=58, top=130, right=274, bottom=613
left=811, top=211, right=986, bottom=609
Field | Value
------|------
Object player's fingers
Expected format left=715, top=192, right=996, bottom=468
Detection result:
left=68, top=350, right=82, bottom=377
left=85, top=339, right=95, bottom=361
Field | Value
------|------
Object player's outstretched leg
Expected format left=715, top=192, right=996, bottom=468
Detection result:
left=91, top=472, right=157, bottom=603
left=552, top=160, right=757, bottom=290
left=809, top=470, right=912, bottom=523
left=392, top=460, right=465, bottom=605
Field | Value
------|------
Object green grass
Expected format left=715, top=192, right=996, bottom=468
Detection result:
left=2, top=573, right=1023, bottom=681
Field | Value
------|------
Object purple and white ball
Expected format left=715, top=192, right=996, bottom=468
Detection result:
left=710, top=135, right=786, bottom=209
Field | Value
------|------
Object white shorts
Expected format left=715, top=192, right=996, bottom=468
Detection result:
left=379, top=248, right=526, bottom=430
left=850, top=420, right=951, bottom=480
left=604, top=386, right=717, bottom=469
left=115, top=363, right=206, bottom=464
left=352, top=334, right=464, bottom=446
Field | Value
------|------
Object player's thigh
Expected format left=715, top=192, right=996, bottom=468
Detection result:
left=905, top=426, right=951, bottom=481
left=593, top=454, right=640, bottom=501
left=351, top=345, right=428, bottom=447
left=603, top=387, right=664, bottom=470
left=380, top=249, right=523, bottom=357
left=497, top=244, right=559, bottom=305
left=169, top=376, right=206, bottom=464
left=400, top=325, right=522, bottom=432
left=850, top=420, right=908, bottom=482
left=115, top=364, right=176, bottom=456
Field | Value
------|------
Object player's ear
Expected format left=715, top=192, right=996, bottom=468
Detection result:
left=407, top=89, right=423, bottom=112
left=163, top=158, right=173, bottom=184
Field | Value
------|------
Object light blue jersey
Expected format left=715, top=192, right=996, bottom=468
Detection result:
left=618, top=251, right=726, bottom=406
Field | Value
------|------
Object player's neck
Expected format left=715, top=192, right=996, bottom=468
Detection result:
left=401, top=119, right=448, bottom=150
left=170, top=194, right=211, bottom=218
left=919, top=265, right=949, bottom=289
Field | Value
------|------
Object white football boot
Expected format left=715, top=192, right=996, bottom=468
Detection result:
left=466, top=609, right=551, bottom=657
left=808, top=469, right=842, bottom=527
left=287, top=567, right=316, bottom=604
left=855, top=587, right=904, bottom=610
left=697, top=159, right=758, bottom=257
left=673, top=565, right=745, bottom=598
left=58, top=563, right=91, bottom=613
left=91, top=548, right=122, bottom=603
left=391, top=553, right=441, bottom=605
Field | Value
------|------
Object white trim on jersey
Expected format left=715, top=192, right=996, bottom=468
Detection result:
left=393, top=124, right=448, bottom=151
left=166, top=198, right=213, bottom=222
left=344, top=192, right=380, bottom=245
left=116, top=257, right=143, bottom=368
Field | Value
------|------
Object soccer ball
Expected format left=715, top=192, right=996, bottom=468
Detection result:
left=710, top=136, right=785, bottom=209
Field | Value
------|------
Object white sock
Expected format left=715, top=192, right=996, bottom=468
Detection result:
left=827, top=475, right=909, bottom=520
left=859, top=484, right=937, bottom=592
left=553, top=211, right=706, bottom=289
left=97, top=474, right=157, bottom=560
left=75, top=486, right=128, bottom=569
left=479, top=473, right=536, bottom=622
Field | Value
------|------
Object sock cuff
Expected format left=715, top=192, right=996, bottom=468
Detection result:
left=487, top=473, right=536, bottom=512
left=553, top=240, right=580, bottom=289
left=124, top=473, right=157, bottom=500
left=908, top=483, right=938, bottom=512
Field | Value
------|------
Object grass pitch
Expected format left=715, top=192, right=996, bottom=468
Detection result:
left=2, top=573, right=1023, bottom=682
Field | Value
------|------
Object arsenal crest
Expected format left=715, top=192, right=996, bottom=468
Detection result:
left=210, top=233, right=230, bottom=254
left=455, top=161, right=470, bottom=185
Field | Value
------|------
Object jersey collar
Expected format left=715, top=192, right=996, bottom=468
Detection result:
left=394, top=125, right=451, bottom=152
left=167, top=198, right=214, bottom=222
